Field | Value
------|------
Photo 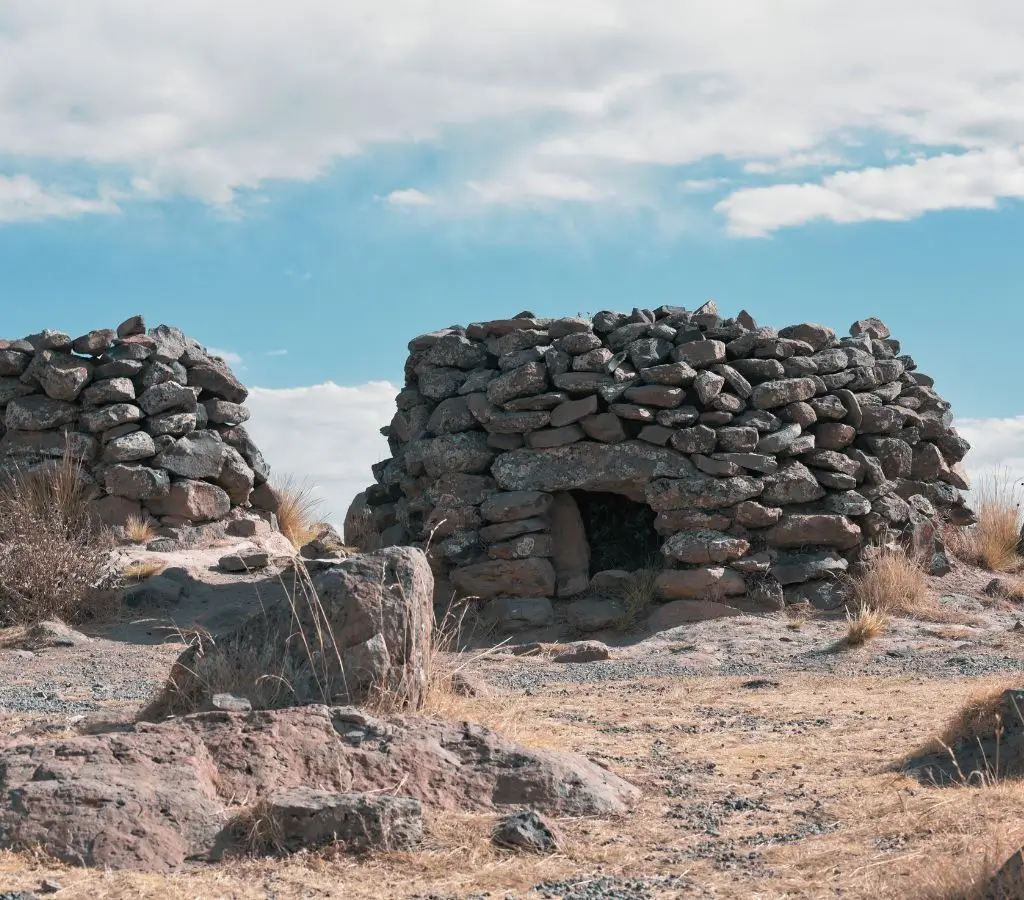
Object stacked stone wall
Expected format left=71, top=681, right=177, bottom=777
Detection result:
left=350, top=303, right=976, bottom=630
left=0, top=316, right=272, bottom=535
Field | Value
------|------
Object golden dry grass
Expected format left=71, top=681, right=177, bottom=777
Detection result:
left=851, top=545, right=930, bottom=615
left=845, top=605, right=889, bottom=646
left=123, top=514, right=158, bottom=544
left=614, top=565, right=659, bottom=628
left=7, top=675, right=1024, bottom=898
left=932, top=679, right=1019, bottom=754
left=122, top=560, right=167, bottom=582
left=271, top=476, right=324, bottom=548
left=946, top=470, right=1024, bottom=574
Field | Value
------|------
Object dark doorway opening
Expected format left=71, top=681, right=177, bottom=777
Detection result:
left=570, top=490, right=661, bottom=575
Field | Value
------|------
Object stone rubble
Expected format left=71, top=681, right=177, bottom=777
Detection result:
left=349, top=304, right=974, bottom=631
left=0, top=317, right=274, bottom=541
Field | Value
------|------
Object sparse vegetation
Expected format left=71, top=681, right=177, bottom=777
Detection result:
left=845, top=604, right=889, bottom=646
left=0, top=448, right=116, bottom=626
left=850, top=544, right=930, bottom=616
left=946, top=469, right=1024, bottom=573
left=123, top=514, right=158, bottom=545
left=122, top=560, right=167, bottom=582
left=271, top=475, right=324, bottom=548
left=614, top=565, right=659, bottom=629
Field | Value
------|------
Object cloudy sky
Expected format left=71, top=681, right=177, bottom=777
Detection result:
left=3, top=1, right=1024, bottom=519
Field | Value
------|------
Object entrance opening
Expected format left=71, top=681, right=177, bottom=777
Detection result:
left=570, top=490, right=661, bottom=575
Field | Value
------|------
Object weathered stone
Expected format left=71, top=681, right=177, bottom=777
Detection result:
left=481, top=491, right=553, bottom=523
left=155, top=433, right=227, bottom=479
left=485, top=363, right=547, bottom=405
left=815, top=422, right=857, bottom=449
left=640, top=362, right=697, bottom=386
left=670, top=425, right=717, bottom=454
left=751, top=378, right=817, bottom=410
left=785, top=579, right=850, bottom=610
left=483, top=597, right=555, bottom=631
left=549, top=492, right=590, bottom=597
left=203, top=399, right=250, bottom=426
left=653, top=567, right=746, bottom=600
left=779, top=323, right=836, bottom=351
left=712, top=452, right=778, bottom=474
left=103, top=430, right=157, bottom=463
left=219, top=549, right=271, bottom=572
left=147, top=480, right=230, bottom=522
left=662, top=531, right=750, bottom=564
left=761, top=461, right=827, bottom=505
left=692, top=453, right=742, bottom=476
left=655, top=406, right=700, bottom=428
left=187, top=359, right=248, bottom=404
left=623, top=384, right=685, bottom=408
left=566, top=598, right=626, bottom=631
left=646, top=475, right=763, bottom=511
left=771, top=551, right=849, bottom=585
left=850, top=317, right=890, bottom=340
left=863, top=436, right=913, bottom=479
left=487, top=533, right=554, bottom=560
left=5, top=396, right=78, bottom=431
left=217, top=446, right=255, bottom=505
left=486, top=410, right=552, bottom=434
left=493, top=441, right=695, bottom=496
left=756, top=423, right=803, bottom=453
left=765, top=515, right=860, bottom=549
left=453, top=558, right=557, bottom=599
left=104, top=464, right=171, bottom=500
left=550, top=394, right=598, bottom=427
left=734, top=500, right=783, bottom=527
left=145, top=411, right=197, bottom=438
left=413, top=432, right=496, bottom=478
left=526, top=425, right=586, bottom=448
left=654, top=510, right=732, bottom=535
left=553, top=371, right=615, bottom=395
left=138, top=382, right=197, bottom=415
left=671, top=339, right=726, bottom=368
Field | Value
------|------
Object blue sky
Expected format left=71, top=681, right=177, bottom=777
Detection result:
left=3, top=1, right=1024, bottom=519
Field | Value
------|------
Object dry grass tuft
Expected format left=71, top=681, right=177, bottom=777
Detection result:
left=614, top=565, right=659, bottom=629
left=946, top=469, right=1023, bottom=573
left=933, top=680, right=1019, bottom=754
left=0, top=446, right=115, bottom=626
left=272, top=475, right=324, bottom=548
left=850, top=544, right=930, bottom=616
left=122, top=560, right=167, bottom=582
left=845, top=605, right=889, bottom=647
left=123, top=514, right=157, bottom=545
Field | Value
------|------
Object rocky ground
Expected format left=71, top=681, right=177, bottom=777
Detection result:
left=2, top=546, right=1024, bottom=899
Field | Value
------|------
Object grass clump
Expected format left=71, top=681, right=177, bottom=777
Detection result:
left=270, top=475, right=324, bottom=548
left=845, top=605, right=889, bottom=647
left=614, top=566, right=660, bottom=629
left=946, top=469, right=1023, bottom=573
left=850, top=544, right=930, bottom=616
left=0, top=448, right=115, bottom=626
left=123, top=514, right=157, bottom=544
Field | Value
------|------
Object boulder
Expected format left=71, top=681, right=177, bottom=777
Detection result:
left=151, top=547, right=433, bottom=714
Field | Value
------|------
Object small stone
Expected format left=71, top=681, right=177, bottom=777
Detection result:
left=219, top=550, right=271, bottom=572
left=552, top=640, right=611, bottom=663
left=492, top=810, right=561, bottom=854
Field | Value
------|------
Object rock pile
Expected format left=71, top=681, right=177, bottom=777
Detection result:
left=349, top=304, right=974, bottom=629
left=0, top=316, right=273, bottom=534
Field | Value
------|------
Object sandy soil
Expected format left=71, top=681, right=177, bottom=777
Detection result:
left=2, top=550, right=1023, bottom=899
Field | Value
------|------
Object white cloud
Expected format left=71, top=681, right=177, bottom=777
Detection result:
left=207, top=347, right=243, bottom=366
left=4, top=2, right=1024, bottom=223
left=383, top=188, right=434, bottom=206
left=956, top=416, right=1024, bottom=499
left=678, top=177, right=729, bottom=193
left=245, top=381, right=396, bottom=525
left=265, top=349, right=288, bottom=357
left=0, top=174, right=118, bottom=223
left=467, top=170, right=611, bottom=206
left=717, top=147, right=1024, bottom=236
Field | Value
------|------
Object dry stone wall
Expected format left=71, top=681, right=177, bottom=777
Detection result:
left=0, top=316, right=272, bottom=535
left=350, top=303, right=976, bottom=631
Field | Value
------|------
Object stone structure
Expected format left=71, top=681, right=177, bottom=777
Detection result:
left=349, top=304, right=975, bottom=627
left=0, top=316, right=271, bottom=532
